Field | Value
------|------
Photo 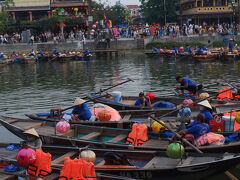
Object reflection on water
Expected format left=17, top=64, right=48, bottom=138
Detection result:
left=0, top=52, right=239, bottom=179
left=0, top=52, right=239, bottom=117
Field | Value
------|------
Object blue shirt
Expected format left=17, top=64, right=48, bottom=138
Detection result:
left=181, top=77, right=196, bottom=87
left=135, top=98, right=149, bottom=106
left=85, top=50, right=91, bottom=56
left=179, top=107, right=191, bottom=118
left=72, top=104, right=91, bottom=120
left=200, top=110, right=213, bottom=124
left=188, top=123, right=210, bottom=139
left=153, top=48, right=158, bottom=53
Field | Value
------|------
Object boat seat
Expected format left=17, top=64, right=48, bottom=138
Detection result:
left=80, top=132, right=101, bottom=140
left=122, top=114, right=131, bottom=121
left=177, top=157, right=194, bottom=166
left=52, top=151, right=77, bottom=164
left=107, top=134, right=127, bottom=143
left=24, top=122, right=44, bottom=130
left=62, top=129, right=74, bottom=137
left=143, top=156, right=161, bottom=168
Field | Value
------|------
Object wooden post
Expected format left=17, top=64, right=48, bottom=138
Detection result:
left=29, top=11, right=32, bottom=21
left=213, top=0, right=216, bottom=6
left=201, top=0, right=204, bottom=7
left=195, top=0, right=197, bottom=7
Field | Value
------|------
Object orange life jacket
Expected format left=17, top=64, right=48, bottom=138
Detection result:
left=59, top=157, right=96, bottom=180
left=217, top=88, right=233, bottom=100
left=27, top=149, right=52, bottom=178
left=196, top=132, right=224, bottom=146
left=126, top=123, right=148, bottom=146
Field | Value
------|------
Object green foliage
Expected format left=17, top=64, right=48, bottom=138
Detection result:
left=0, top=12, right=9, bottom=34
left=92, top=1, right=131, bottom=25
left=140, top=0, right=178, bottom=24
left=34, top=16, right=64, bottom=33
left=146, top=41, right=204, bottom=49
left=212, top=41, right=227, bottom=48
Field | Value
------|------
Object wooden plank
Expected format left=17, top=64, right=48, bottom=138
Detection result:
left=178, top=157, right=194, bottom=166
left=5, top=119, right=18, bottom=124
left=24, top=122, right=43, bottom=130
left=143, top=156, right=161, bottom=168
left=62, top=130, right=74, bottom=137
left=80, top=132, right=101, bottom=140
left=107, top=134, right=127, bottom=143
left=122, top=114, right=131, bottom=121
left=51, top=151, right=77, bottom=164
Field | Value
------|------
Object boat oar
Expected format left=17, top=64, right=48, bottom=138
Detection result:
left=149, top=115, right=203, bottom=153
left=85, top=78, right=134, bottom=98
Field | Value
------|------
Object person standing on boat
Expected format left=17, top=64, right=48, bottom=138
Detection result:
left=21, top=128, right=42, bottom=150
left=176, top=76, right=198, bottom=94
left=84, top=48, right=92, bottom=57
left=228, top=39, right=234, bottom=53
left=71, top=97, right=92, bottom=121
left=135, top=92, right=151, bottom=107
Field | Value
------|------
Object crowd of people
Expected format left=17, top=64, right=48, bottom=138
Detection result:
left=0, top=22, right=239, bottom=44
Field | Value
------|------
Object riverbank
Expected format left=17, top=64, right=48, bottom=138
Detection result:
left=0, top=33, right=239, bottom=53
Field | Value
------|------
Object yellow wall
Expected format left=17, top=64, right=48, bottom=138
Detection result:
left=12, top=0, right=50, bottom=7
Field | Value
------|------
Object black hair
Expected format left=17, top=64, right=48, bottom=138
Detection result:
left=196, top=113, right=205, bottom=123
left=176, top=76, right=182, bottom=81
left=139, top=92, right=144, bottom=97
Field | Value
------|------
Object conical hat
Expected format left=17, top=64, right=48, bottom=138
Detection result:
left=197, top=100, right=212, bottom=109
left=23, top=128, right=39, bottom=137
left=73, top=97, right=86, bottom=106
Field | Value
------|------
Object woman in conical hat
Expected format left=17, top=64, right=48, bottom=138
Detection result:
left=71, top=97, right=92, bottom=122
left=21, top=128, right=42, bottom=150
left=197, top=100, right=213, bottom=124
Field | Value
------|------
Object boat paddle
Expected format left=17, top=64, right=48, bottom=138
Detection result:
left=81, top=78, right=134, bottom=99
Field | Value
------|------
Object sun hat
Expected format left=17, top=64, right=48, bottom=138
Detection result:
left=73, top=97, right=86, bottom=106
left=197, top=100, right=212, bottom=109
left=23, top=128, right=39, bottom=138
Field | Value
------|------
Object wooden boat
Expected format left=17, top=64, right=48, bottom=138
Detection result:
left=87, top=94, right=240, bottom=115
left=0, top=143, right=239, bottom=180
left=1, top=116, right=240, bottom=153
left=223, top=53, right=239, bottom=60
left=193, top=54, right=219, bottom=62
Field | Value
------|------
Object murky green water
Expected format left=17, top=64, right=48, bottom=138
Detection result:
left=0, top=51, right=239, bottom=179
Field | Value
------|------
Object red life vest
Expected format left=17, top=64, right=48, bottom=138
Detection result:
left=59, top=157, right=96, bottom=180
left=126, top=123, right=148, bottom=146
left=27, top=149, right=52, bottom=178
left=217, top=88, right=233, bottom=100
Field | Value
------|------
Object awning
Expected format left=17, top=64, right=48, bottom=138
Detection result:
left=51, top=2, right=89, bottom=8
left=6, top=6, right=50, bottom=12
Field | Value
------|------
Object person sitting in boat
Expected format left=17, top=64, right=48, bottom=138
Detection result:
left=135, top=92, right=151, bottom=107
left=171, top=113, right=210, bottom=142
left=20, top=128, right=42, bottom=150
left=176, top=76, right=198, bottom=95
left=29, top=49, right=35, bottom=56
left=10, top=51, right=18, bottom=58
left=71, top=97, right=92, bottom=121
left=196, top=47, right=204, bottom=55
left=0, top=52, right=4, bottom=58
left=153, top=47, right=159, bottom=53
left=84, top=48, right=92, bottom=57
left=228, top=39, right=234, bottom=53
left=172, top=47, right=178, bottom=55
left=52, top=48, right=59, bottom=56
left=198, top=100, right=213, bottom=124
left=185, top=46, right=192, bottom=54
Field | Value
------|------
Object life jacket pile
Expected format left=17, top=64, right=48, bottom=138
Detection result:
left=196, top=132, right=224, bottom=147
left=217, top=88, right=233, bottom=100
left=126, top=123, right=148, bottom=146
left=27, top=149, right=52, bottom=179
left=59, top=157, right=96, bottom=180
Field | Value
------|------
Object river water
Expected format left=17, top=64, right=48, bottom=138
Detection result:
left=0, top=51, right=239, bottom=179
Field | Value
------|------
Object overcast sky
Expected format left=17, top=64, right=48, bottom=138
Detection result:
left=98, top=0, right=140, bottom=6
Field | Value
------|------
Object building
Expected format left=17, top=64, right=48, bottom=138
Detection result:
left=5, top=0, right=90, bottom=22
left=126, top=5, right=141, bottom=18
left=178, top=0, right=238, bottom=25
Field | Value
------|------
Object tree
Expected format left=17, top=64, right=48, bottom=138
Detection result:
left=107, top=4, right=132, bottom=25
left=140, top=0, right=178, bottom=24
